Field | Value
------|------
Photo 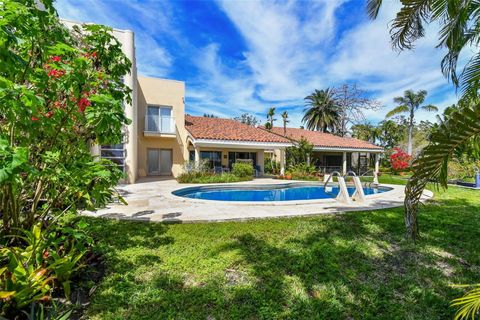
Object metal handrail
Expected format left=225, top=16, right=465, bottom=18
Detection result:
left=361, top=169, right=374, bottom=177
left=323, top=170, right=342, bottom=190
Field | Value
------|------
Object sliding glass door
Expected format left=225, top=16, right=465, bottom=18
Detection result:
left=147, top=149, right=173, bottom=176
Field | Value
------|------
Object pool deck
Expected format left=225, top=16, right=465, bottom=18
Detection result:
left=85, top=178, right=434, bottom=223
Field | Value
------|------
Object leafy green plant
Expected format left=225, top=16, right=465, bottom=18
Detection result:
left=286, top=138, right=314, bottom=167
left=232, top=162, right=254, bottom=178
left=451, top=284, right=480, bottom=320
left=0, top=0, right=131, bottom=233
left=264, top=158, right=280, bottom=175
left=0, top=221, right=92, bottom=317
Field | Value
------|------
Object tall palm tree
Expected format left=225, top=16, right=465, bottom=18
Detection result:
left=367, top=0, right=480, bottom=244
left=281, top=111, right=289, bottom=135
left=386, top=90, right=437, bottom=155
left=266, top=107, right=276, bottom=129
left=302, top=88, right=341, bottom=133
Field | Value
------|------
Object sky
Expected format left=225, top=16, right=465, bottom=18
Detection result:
left=56, top=0, right=460, bottom=128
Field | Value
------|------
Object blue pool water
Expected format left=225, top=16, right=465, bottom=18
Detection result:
left=173, top=184, right=390, bottom=202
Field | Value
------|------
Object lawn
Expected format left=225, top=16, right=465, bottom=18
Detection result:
left=81, top=178, right=480, bottom=319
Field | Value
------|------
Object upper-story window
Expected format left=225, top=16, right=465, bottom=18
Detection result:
left=146, top=105, right=175, bottom=133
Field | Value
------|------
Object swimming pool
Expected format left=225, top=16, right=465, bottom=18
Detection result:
left=172, top=183, right=391, bottom=202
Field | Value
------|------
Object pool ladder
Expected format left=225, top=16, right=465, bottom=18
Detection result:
left=323, top=171, right=366, bottom=204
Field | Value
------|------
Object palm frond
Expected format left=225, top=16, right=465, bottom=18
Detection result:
left=404, top=100, right=480, bottom=241
left=421, top=104, right=438, bottom=112
left=386, top=105, right=409, bottom=117
left=451, top=284, right=480, bottom=320
left=367, top=0, right=383, bottom=19
left=390, top=0, right=431, bottom=50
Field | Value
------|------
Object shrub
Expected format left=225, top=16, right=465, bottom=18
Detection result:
left=389, top=148, right=411, bottom=172
left=264, top=158, right=280, bottom=175
left=232, top=162, right=254, bottom=178
left=0, top=220, right=93, bottom=317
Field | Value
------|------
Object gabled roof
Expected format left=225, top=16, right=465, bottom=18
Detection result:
left=266, top=127, right=383, bottom=151
left=185, top=115, right=291, bottom=144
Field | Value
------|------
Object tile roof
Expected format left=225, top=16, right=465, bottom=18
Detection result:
left=185, top=115, right=291, bottom=143
left=266, top=127, right=383, bottom=150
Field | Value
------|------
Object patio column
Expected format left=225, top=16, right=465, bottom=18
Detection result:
left=342, top=152, right=347, bottom=175
left=374, top=153, right=380, bottom=184
left=194, top=146, right=200, bottom=167
left=279, top=149, right=286, bottom=175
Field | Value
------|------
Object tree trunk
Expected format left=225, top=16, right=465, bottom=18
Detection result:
left=407, top=110, right=414, bottom=155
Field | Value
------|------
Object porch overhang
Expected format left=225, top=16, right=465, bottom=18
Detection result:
left=190, top=138, right=293, bottom=150
left=312, top=146, right=384, bottom=153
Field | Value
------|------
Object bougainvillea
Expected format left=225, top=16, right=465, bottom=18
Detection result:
left=390, top=148, right=412, bottom=171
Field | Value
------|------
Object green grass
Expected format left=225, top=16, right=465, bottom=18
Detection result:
left=82, top=178, right=480, bottom=319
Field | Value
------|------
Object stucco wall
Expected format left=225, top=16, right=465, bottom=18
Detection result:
left=137, top=76, right=187, bottom=177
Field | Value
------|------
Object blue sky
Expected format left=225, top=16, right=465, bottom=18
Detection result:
left=56, top=0, right=459, bottom=128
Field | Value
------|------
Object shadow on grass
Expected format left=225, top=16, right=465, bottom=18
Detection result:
left=83, top=191, right=480, bottom=319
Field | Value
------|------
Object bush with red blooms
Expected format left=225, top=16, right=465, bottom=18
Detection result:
left=390, top=148, right=412, bottom=172
left=0, top=1, right=132, bottom=317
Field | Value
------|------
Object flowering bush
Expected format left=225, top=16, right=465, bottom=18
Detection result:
left=0, top=1, right=131, bottom=317
left=390, top=148, right=411, bottom=172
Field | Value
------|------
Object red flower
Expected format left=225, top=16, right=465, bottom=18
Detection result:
left=50, top=55, right=61, bottom=62
left=45, top=111, right=54, bottom=118
left=77, top=97, right=91, bottom=112
left=48, top=69, right=65, bottom=78
left=31, top=116, right=39, bottom=121
left=91, top=51, right=97, bottom=58
left=390, top=148, right=411, bottom=171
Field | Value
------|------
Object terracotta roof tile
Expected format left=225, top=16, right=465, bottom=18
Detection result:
left=266, top=127, right=383, bottom=150
left=185, top=115, right=290, bottom=143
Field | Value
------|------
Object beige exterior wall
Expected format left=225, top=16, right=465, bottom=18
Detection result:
left=137, top=76, right=187, bottom=177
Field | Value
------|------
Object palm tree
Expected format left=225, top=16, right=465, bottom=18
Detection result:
left=386, top=90, right=437, bottom=155
left=303, top=88, right=341, bottom=133
left=367, top=0, right=480, bottom=241
left=281, top=111, right=289, bottom=135
left=351, top=122, right=379, bottom=143
left=266, top=107, right=276, bottom=129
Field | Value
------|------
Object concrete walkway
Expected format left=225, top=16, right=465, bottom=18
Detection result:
left=85, top=178, right=433, bottom=223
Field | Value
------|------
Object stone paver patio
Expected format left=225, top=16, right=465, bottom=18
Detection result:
left=85, top=178, right=433, bottom=223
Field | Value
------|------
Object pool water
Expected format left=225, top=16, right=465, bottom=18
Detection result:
left=173, top=184, right=390, bottom=202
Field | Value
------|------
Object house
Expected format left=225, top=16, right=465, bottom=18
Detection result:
left=62, top=20, right=382, bottom=183
left=265, top=127, right=383, bottom=175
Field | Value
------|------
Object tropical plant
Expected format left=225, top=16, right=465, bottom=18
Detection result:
left=351, top=122, right=379, bottom=143
left=0, top=0, right=131, bottom=233
left=377, top=119, right=406, bottom=149
left=281, top=111, right=289, bottom=135
left=386, top=90, right=437, bottom=155
left=234, top=113, right=260, bottom=126
left=0, top=221, right=92, bottom=317
left=267, top=107, right=276, bottom=129
left=286, top=138, right=314, bottom=167
left=368, top=1, right=480, bottom=315
left=264, top=158, right=280, bottom=175
left=303, top=88, right=341, bottom=133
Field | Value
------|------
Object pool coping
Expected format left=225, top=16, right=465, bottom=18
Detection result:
left=84, top=178, right=434, bottom=223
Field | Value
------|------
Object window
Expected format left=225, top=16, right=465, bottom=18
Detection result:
left=189, top=150, right=222, bottom=168
left=101, top=144, right=125, bottom=172
left=146, top=106, right=174, bottom=133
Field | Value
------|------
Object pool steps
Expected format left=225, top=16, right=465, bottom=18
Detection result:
left=324, top=171, right=367, bottom=204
